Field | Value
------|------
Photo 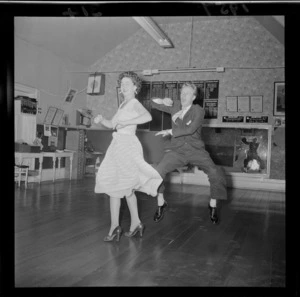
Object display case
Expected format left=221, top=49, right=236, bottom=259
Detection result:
left=201, top=124, right=272, bottom=177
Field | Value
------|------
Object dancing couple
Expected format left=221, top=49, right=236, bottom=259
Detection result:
left=93, top=71, right=227, bottom=242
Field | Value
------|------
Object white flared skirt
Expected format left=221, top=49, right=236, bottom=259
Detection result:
left=95, top=132, right=162, bottom=198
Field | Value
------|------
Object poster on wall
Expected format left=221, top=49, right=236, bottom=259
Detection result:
left=204, top=81, right=219, bottom=99
left=274, top=82, right=285, bottom=116
left=164, top=82, right=178, bottom=101
left=151, top=81, right=165, bottom=98
left=64, top=88, right=77, bottom=103
left=204, top=100, right=218, bottom=119
left=250, top=96, right=263, bottom=113
left=193, top=81, right=205, bottom=107
left=226, top=96, right=238, bottom=112
left=238, top=96, right=250, bottom=112
left=136, top=82, right=151, bottom=112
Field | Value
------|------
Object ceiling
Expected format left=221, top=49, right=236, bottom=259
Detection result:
left=15, top=16, right=284, bottom=68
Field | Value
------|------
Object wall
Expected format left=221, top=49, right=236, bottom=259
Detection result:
left=85, top=16, right=285, bottom=180
left=87, top=17, right=284, bottom=124
left=14, top=16, right=285, bottom=181
left=15, top=36, right=88, bottom=126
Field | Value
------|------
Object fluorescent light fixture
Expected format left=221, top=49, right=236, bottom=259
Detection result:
left=142, top=67, right=225, bottom=76
left=133, top=17, right=174, bottom=48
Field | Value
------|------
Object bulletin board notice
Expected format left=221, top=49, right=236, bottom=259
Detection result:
left=205, top=81, right=219, bottom=99
left=164, top=82, right=178, bottom=101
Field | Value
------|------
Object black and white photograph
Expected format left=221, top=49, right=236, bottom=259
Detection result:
left=4, top=2, right=293, bottom=293
left=64, top=88, right=77, bottom=103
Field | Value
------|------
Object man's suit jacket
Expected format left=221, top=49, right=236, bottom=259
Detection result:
left=151, top=100, right=206, bottom=151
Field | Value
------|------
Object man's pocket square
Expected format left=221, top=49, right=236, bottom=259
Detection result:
left=186, top=120, right=192, bottom=125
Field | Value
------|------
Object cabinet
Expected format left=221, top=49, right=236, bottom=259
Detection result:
left=65, top=130, right=85, bottom=179
left=14, top=110, right=37, bottom=144
left=14, top=84, right=38, bottom=144
left=201, top=124, right=272, bottom=177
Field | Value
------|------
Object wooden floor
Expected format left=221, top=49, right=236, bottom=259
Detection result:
left=14, top=177, right=286, bottom=287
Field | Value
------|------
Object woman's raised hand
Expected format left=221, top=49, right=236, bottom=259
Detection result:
left=94, top=114, right=104, bottom=124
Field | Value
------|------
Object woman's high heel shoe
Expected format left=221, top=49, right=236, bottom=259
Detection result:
left=125, top=223, right=145, bottom=238
left=103, top=226, right=122, bottom=242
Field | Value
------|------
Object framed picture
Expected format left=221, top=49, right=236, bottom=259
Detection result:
left=44, top=124, right=51, bottom=137
left=44, top=106, right=57, bottom=125
left=226, top=96, right=238, bottom=112
left=274, top=82, right=285, bottom=116
left=204, top=100, right=218, bottom=119
left=250, top=96, right=263, bottom=113
left=64, top=88, right=77, bottom=103
left=87, top=73, right=105, bottom=95
left=238, top=96, right=250, bottom=112
left=52, top=109, right=64, bottom=126
left=233, top=134, right=267, bottom=174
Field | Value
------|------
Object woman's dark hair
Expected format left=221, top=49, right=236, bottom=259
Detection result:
left=118, top=71, right=142, bottom=94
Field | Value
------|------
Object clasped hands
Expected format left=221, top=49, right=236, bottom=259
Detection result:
left=93, top=114, right=104, bottom=124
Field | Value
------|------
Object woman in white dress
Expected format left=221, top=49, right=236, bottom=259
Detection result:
left=94, top=71, right=163, bottom=242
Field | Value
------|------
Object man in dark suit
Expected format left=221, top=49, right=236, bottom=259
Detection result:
left=151, top=83, right=227, bottom=224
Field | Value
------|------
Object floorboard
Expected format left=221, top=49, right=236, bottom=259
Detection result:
left=14, top=177, right=286, bottom=287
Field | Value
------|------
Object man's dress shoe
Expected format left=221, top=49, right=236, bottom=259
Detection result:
left=154, top=202, right=168, bottom=223
left=208, top=204, right=219, bottom=224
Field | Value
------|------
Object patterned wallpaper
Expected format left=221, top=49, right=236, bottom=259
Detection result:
left=86, top=16, right=285, bottom=180
left=87, top=17, right=284, bottom=120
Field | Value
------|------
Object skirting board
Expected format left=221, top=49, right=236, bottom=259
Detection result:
left=167, top=171, right=285, bottom=192
left=26, top=168, right=285, bottom=192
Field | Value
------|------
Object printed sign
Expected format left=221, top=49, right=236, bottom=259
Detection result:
left=222, top=116, right=244, bottom=123
left=245, top=116, right=268, bottom=123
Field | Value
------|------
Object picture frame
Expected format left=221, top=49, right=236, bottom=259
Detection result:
left=44, top=106, right=57, bottom=125
left=51, top=108, right=64, bottom=126
left=274, top=82, right=285, bottom=116
left=233, top=134, right=267, bottom=174
left=250, top=96, right=263, bottom=113
left=64, top=88, right=77, bottom=103
left=204, top=100, right=218, bottom=119
left=226, top=96, right=238, bottom=112
left=87, top=73, right=105, bottom=95
left=238, top=96, right=250, bottom=112
left=44, top=124, right=51, bottom=137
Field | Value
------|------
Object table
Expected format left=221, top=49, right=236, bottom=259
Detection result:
left=15, top=151, right=74, bottom=183
left=43, top=152, right=74, bottom=182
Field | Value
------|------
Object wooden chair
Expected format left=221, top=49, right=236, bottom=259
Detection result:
left=15, top=165, right=29, bottom=188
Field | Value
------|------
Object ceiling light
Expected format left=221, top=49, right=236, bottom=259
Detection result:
left=133, top=17, right=174, bottom=48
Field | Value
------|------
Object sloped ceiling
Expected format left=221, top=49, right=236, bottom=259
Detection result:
left=253, top=15, right=284, bottom=44
left=15, top=16, right=284, bottom=68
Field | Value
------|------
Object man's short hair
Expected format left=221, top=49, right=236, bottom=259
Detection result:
left=181, top=83, right=198, bottom=96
